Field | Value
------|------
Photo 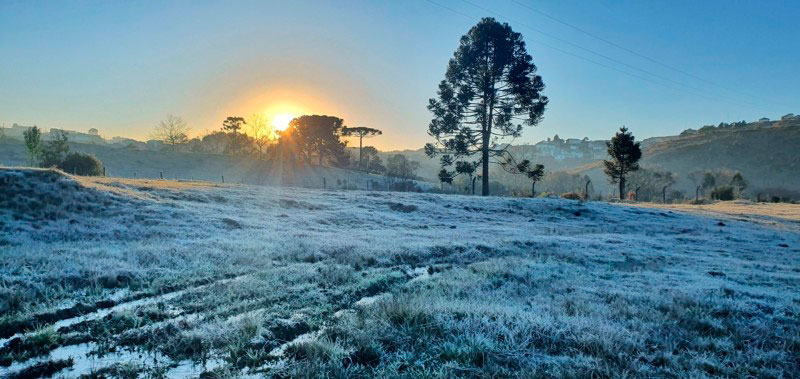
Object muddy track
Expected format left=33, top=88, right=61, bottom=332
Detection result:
left=0, top=273, right=248, bottom=356
left=0, top=261, right=446, bottom=378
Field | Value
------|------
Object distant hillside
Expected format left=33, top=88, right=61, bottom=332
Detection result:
left=4, top=114, right=797, bottom=197
left=642, top=122, right=800, bottom=190
left=0, top=139, right=434, bottom=191
left=569, top=121, right=800, bottom=196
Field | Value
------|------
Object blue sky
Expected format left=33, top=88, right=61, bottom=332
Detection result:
left=1, top=0, right=797, bottom=150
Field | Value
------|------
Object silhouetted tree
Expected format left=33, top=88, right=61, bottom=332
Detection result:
left=604, top=127, right=642, bottom=199
left=282, top=115, right=348, bottom=165
left=343, top=127, right=382, bottom=169
left=40, top=130, right=69, bottom=168
left=426, top=17, right=548, bottom=196
left=152, top=115, right=190, bottom=152
left=247, top=114, right=274, bottom=159
left=222, top=116, right=246, bottom=155
left=519, top=161, right=545, bottom=197
left=23, top=126, right=42, bottom=166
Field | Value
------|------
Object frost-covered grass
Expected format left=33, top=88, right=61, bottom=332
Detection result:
left=1, top=168, right=798, bottom=377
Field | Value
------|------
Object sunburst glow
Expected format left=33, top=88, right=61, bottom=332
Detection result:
left=272, top=113, right=295, bottom=131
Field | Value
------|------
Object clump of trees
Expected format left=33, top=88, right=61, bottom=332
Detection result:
left=426, top=17, right=548, bottom=196
left=19, top=126, right=103, bottom=175
left=357, top=146, right=386, bottom=174
left=604, top=127, right=642, bottom=199
left=40, top=130, right=69, bottom=168
left=689, top=170, right=748, bottom=201
left=278, top=115, right=349, bottom=166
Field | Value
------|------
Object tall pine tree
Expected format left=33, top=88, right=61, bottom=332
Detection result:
left=604, top=127, right=642, bottom=200
left=426, top=17, right=547, bottom=196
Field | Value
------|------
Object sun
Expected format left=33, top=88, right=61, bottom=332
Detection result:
left=272, top=113, right=295, bottom=131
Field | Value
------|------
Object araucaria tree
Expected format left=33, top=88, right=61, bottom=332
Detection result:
left=23, top=126, right=42, bottom=166
left=222, top=116, right=246, bottom=155
left=342, top=126, right=382, bottom=169
left=517, top=160, right=545, bottom=197
left=152, top=115, right=190, bottom=152
left=604, top=127, right=642, bottom=199
left=426, top=17, right=548, bottom=196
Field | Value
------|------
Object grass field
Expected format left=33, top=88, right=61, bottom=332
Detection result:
left=1, top=168, right=799, bottom=378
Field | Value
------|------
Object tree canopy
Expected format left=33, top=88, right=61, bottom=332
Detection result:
left=280, top=115, right=348, bottom=166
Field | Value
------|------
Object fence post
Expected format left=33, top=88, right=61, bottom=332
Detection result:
left=222, top=175, right=225, bottom=183
left=160, top=171, right=163, bottom=180
left=133, top=172, right=136, bottom=179
left=323, top=177, right=326, bottom=189
left=102, top=166, right=106, bottom=177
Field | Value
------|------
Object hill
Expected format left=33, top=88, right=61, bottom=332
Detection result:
left=1, top=168, right=798, bottom=377
left=569, top=122, right=800, bottom=197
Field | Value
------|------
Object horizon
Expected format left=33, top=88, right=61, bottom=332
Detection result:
left=2, top=0, right=799, bottom=150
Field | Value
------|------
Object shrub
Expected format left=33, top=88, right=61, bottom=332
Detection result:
left=58, top=153, right=103, bottom=176
left=561, top=192, right=581, bottom=200
left=710, top=186, right=734, bottom=201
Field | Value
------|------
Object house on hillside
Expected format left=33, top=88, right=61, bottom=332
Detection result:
left=533, top=136, right=607, bottom=161
left=758, top=117, right=770, bottom=123
left=781, top=113, right=795, bottom=120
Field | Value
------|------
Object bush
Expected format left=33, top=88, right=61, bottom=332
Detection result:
left=710, top=186, right=734, bottom=201
left=561, top=192, right=581, bottom=200
left=58, top=153, right=103, bottom=176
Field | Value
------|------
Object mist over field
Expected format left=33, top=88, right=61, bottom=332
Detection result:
left=2, top=1, right=799, bottom=378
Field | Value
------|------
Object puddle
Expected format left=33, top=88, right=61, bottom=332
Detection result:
left=0, top=342, right=227, bottom=378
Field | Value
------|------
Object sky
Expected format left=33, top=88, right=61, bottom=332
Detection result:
left=1, top=0, right=798, bottom=151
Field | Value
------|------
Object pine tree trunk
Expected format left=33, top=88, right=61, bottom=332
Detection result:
left=358, top=135, right=363, bottom=169
left=481, top=134, right=489, bottom=196
left=619, top=177, right=626, bottom=200
left=531, top=181, right=536, bottom=197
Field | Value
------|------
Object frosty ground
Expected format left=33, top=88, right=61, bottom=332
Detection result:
left=1, top=168, right=798, bottom=378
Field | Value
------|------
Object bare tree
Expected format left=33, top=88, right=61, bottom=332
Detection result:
left=151, top=115, right=190, bottom=152
left=247, top=114, right=275, bottom=159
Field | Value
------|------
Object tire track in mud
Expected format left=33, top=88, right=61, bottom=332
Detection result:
left=0, top=273, right=246, bottom=343
left=2, top=247, right=491, bottom=378
left=0, top=273, right=250, bottom=376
